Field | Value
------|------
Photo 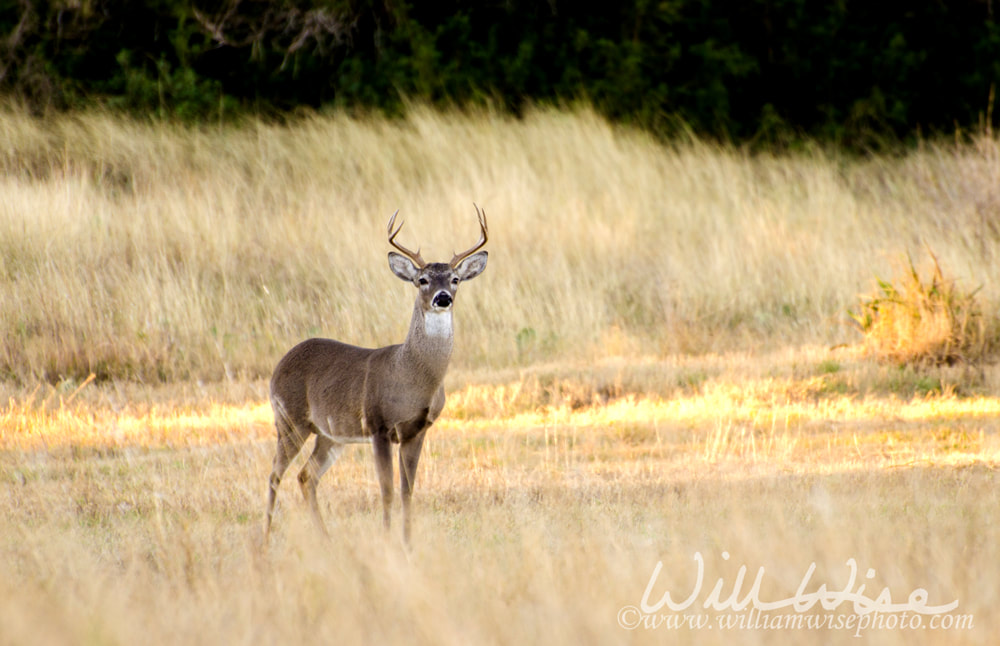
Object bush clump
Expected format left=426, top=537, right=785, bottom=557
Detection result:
left=850, top=250, right=1000, bottom=366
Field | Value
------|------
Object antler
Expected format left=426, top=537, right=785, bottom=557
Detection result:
left=450, top=204, right=489, bottom=267
left=387, top=210, right=426, bottom=268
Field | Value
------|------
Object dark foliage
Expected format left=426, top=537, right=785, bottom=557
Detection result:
left=2, top=0, right=999, bottom=144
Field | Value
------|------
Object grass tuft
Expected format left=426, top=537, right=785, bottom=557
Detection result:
left=850, top=248, right=1000, bottom=367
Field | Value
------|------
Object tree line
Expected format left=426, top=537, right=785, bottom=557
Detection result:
left=3, top=0, right=999, bottom=145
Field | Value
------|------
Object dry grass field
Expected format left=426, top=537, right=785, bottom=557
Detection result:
left=1, top=106, right=999, bottom=644
left=2, top=104, right=999, bottom=381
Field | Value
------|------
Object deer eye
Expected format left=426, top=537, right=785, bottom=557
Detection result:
left=418, top=277, right=429, bottom=286
left=451, top=277, right=460, bottom=285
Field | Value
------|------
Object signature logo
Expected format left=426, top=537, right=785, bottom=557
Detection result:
left=618, top=552, right=971, bottom=634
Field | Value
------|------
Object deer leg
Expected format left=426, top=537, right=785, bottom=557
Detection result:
left=372, top=432, right=394, bottom=532
left=399, top=427, right=427, bottom=545
left=297, top=435, right=343, bottom=535
left=265, top=416, right=309, bottom=538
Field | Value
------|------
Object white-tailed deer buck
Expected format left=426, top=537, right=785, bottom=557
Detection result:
left=265, top=206, right=488, bottom=543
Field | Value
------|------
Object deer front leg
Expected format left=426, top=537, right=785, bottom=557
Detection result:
left=399, top=427, right=427, bottom=545
left=372, top=432, right=394, bottom=532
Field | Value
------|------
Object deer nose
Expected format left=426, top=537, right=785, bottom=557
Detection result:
left=432, top=291, right=453, bottom=308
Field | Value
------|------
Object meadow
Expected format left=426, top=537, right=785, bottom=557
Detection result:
left=1, top=105, right=999, bottom=644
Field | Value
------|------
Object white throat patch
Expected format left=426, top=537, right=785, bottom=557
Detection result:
left=424, top=310, right=453, bottom=338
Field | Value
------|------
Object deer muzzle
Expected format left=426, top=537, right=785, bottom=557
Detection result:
left=432, top=291, right=453, bottom=309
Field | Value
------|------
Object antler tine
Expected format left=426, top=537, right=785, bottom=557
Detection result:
left=450, top=204, right=489, bottom=267
left=386, top=209, right=426, bottom=267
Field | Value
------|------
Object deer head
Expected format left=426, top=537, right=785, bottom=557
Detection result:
left=386, top=205, right=489, bottom=313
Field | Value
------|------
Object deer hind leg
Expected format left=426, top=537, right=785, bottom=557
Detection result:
left=297, top=435, right=344, bottom=535
left=265, top=412, right=310, bottom=538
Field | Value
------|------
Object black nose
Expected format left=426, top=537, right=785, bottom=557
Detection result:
left=433, top=292, right=453, bottom=308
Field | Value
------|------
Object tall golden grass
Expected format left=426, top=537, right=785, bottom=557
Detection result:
left=2, top=348, right=998, bottom=645
left=1, top=105, right=998, bottom=383
left=2, top=107, right=999, bottom=644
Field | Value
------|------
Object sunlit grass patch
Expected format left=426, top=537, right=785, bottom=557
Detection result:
left=1, top=389, right=272, bottom=452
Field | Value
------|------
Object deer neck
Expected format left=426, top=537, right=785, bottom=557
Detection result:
left=401, top=301, right=454, bottom=381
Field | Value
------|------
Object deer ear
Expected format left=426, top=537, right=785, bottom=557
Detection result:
left=388, top=252, right=420, bottom=282
left=455, top=250, right=487, bottom=281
